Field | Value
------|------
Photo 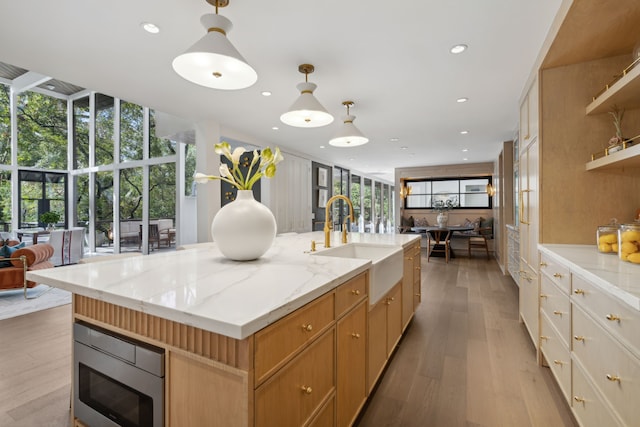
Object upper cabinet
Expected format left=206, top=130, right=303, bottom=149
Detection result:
left=519, top=77, right=539, bottom=149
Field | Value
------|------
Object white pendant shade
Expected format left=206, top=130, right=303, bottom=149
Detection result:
left=329, top=114, right=369, bottom=147
left=280, top=82, right=334, bottom=128
left=172, top=14, right=257, bottom=90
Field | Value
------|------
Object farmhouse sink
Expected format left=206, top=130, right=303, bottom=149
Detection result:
left=313, top=243, right=403, bottom=305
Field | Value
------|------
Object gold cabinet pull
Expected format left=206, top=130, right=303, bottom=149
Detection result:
left=385, top=297, right=395, bottom=305
left=553, top=273, right=563, bottom=278
left=553, top=310, right=563, bottom=316
left=301, top=324, right=313, bottom=332
left=606, top=374, right=621, bottom=383
left=540, top=261, right=548, bottom=267
left=574, top=289, right=585, bottom=295
left=415, top=266, right=421, bottom=270
left=415, top=293, right=421, bottom=297
left=573, top=396, right=585, bottom=403
left=605, top=314, right=620, bottom=322
left=351, top=289, right=360, bottom=296
left=351, top=332, right=361, bottom=339
left=301, top=386, right=313, bottom=394
left=540, top=294, right=548, bottom=299
left=553, top=360, right=565, bottom=366
left=574, top=335, right=585, bottom=342
left=540, top=335, right=549, bottom=341
left=407, top=257, right=413, bottom=261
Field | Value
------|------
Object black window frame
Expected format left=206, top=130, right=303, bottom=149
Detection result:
left=403, top=176, right=493, bottom=210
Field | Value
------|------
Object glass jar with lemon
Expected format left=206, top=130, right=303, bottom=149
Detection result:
left=597, top=222, right=620, bottom=254
left=618, top=223, right=640, bottom=263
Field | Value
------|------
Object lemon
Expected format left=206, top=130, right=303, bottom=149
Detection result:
left=627, top=253, right=640, bottom=264
left=621, top=230, right=640, bottom=243
left=621, top=252, right=629, bottom=261
left=621, top=241, right=638, bottom=254
left=599, top=234, right=617, bottom=244
left=611, top=243, right=619, bottom=253
left=598, top=243, right=612, bottom=253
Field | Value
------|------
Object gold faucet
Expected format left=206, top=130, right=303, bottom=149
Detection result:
left=324, top=195, right=355, bottom=248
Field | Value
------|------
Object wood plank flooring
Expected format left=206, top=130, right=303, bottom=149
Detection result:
left=356, top=255, right=577, bottom=427
left=0, top=255, right=577, bottom=427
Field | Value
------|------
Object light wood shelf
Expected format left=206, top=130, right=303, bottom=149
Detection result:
left=586, top=64, right=640, bottom=115
left=586, top=142, right=640, bottom=171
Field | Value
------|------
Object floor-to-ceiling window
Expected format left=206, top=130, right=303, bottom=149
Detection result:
left=363, top=177, right=372, bottom=232
left=350, top=174, right=361, bottom=232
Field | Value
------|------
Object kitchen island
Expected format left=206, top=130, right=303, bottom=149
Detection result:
left=28, top=231, right=421, bottom=427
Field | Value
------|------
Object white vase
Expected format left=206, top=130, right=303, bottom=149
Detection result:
left=211, top=190, right=277, bottom=261
left=437, top=212, right=448, bottom=228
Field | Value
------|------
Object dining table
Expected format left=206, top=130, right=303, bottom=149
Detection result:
left=16, top=229, right=50, bottom=245
left=411, top=225, right=475, bottom=258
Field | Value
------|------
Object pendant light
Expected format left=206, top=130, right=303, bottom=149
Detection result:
left=280, top=64, right=333, bottom=128
left=329, top=101, right=369, bottom=147
left=172, top=0, right=257, bottom=90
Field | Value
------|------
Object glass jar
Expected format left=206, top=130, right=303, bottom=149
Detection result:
left=618, top=223, right=640, bottom=263
left=597, top=224, right=619, bottom=254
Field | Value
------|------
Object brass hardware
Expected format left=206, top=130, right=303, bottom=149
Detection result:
left=553, top=310, right=563, bottom=316
left=407, top=257, right=413, bottom=261
left=540, top=294, right=548, bottom=299
left=606, top=374, right=621, bottom=383
left=574, top=335, right=585, bottom=342
left=540, top=262, right=547, bottom=267
left=574, top=396, right=585, bottom=403
left=324, top=195, right=355, bottom=248
left=574, top=289, right=585, bottom=295
left=540, top=336, right=549, bottom=341
left=415, top=266, right=421, bottom=270
left=351, top=333, right=361, bottom=339
left=415, top=293, right=421, bottom=297
left=553, top=360, right=564, bottom=365
left=351, top=289, right=360, bottom=296
left=310, top=240, right=316, bottom=252
left=553, top=273, right=563, bottom=278
left=302, top=324, right=313, bottom=332
left=390, top=297, right=395, bottom=302
left=605, top=314, right=620, bottom=322
left=385, top=297, right=395, bottom=305
left=301, top=385, right=313, bottom=394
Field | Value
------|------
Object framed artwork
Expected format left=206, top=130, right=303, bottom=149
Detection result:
left=318, top=189, right=328, bottom=208
left=318, top=168, right=327, bottom=187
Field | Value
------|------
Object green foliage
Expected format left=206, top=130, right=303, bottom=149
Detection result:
left=39, top=211, right=61, bottom=224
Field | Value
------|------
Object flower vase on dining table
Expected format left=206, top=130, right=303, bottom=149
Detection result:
left=437, top=212, right=448, bottom=228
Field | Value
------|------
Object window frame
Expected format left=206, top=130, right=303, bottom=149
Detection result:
left=403, top=176, right=493, bottom=210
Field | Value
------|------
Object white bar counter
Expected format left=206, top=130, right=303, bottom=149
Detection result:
left=538, top=244, right=640, bottom=311
left=27, top=231, right=420, bottom=339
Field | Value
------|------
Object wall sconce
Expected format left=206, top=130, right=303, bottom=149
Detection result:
left=400, top=184, right=413, bottom=199
left=486, top=183, right=496, bottom=197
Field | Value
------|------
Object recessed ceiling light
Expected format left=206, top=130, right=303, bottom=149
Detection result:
left=390, top=137, right=399, bottom=142
left=271, top=126, right=279, bottom=130
left=462, top=148, right=469, bottom=152
left=349, top=157, right=355, bottom=161
left=463, top=158, right=468, bottom=161
left=456, top=97, right=469, bottom=103
left=142, top=22, right=160, bottom=34
left=400, top=146, right=408, bottom=150
left=450, top=44, right=468, bottom=54
left=261, top=91, right=272, bottom=97
left=460, top=130, right=469, bottom=135
left=320, top=145, right=326, bottom=149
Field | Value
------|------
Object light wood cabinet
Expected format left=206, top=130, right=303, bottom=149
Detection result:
left=519, top=77, right=538, bottom=147
left=402, top=241, right=421, bottom=330
left=336, top=300, right=367, bottom=427
left=367, top=281, right=403, bottom=392
left=255, top=328, right=336, bottom=427
left=506, top=225, right=520, bottom=285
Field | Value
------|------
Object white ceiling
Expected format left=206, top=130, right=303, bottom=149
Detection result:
left=0, top=0, right=562, bottom=181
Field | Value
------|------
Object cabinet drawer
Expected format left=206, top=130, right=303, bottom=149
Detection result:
left=335, top=272, right=367, bottom=318
left=539, top=252, right=570, bottom=294
left=540, top=274, right=571, bottom=348
left=255, top=291, right=334, bottom=385
left=572, top=304, right=640, bottom=427
left=540, top=312, right=571, bottom=402
left=572, top=274, right=640, bottom=355
left=255, top=328, right=336, bottom=427
left=572, top=359, right=623, bottom=427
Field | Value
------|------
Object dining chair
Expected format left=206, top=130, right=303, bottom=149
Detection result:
left=139, top=224, right=161, bottom=250
left=427, top=228, right=452, bottom=263
left=468, top=226, right=492, bottom=259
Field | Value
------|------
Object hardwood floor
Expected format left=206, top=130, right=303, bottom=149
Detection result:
left=0, top=255, right=577, bottom=427
left=356, top=255, right=577, bottom=427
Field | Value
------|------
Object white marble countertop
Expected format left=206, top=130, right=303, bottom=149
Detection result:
left=27, top=231, right=420, bottom=339
left=539, top=244, right=640, bottom=311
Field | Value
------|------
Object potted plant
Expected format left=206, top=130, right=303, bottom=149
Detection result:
left=607, top=105, right=630, bottom=153
left=39, top=211, right=61, bottom=231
